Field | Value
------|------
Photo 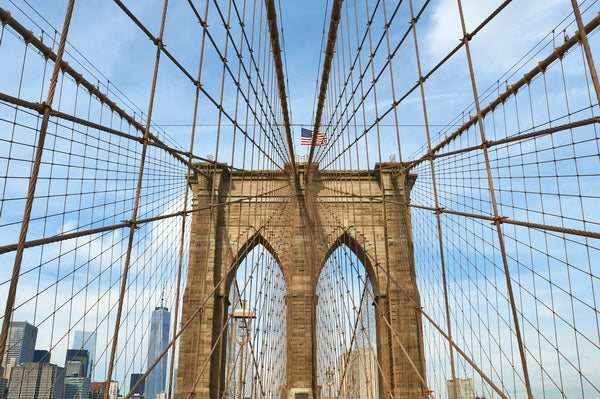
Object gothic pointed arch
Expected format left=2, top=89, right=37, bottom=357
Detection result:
left=315, top=230, right=381, bottom=398
left=319, top=229, right=380, bottom=297
left=221, top=233, right=287, bottom=399
left=224, top=230, right=284, bottom=296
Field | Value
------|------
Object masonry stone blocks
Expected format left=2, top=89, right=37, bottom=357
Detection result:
left=175, top=162, right=425, bottom=398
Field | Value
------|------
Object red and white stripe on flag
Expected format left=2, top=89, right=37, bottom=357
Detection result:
left=300, top=132, right=327, bottom=146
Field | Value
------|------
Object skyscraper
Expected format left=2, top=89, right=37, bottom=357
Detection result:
left=32, top=351, right=50, bottom=364
left=446, top=378, right=476, bottom=399
left=64, top=349, right=89, bottom=378
left=129, top=373, right=144, bottom=397
left=1, top=322, right=37, bottom=369
left=338, top=348, right=378, bottom=399
left=7, top=362, right=64, bottom=399
left=64, top=377, right=90, bottom=399
left=65, top=361, right=83, bottom=379
left=72, top=331, right=96, bottom=378
left=0, top=377, right=8, bottom=399
left=64, top=349, right=90, bottom=399
left=146, top=306, right=170, bottom=399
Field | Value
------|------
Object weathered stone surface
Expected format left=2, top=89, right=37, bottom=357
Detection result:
left=175, top=163, right=426, bottom=398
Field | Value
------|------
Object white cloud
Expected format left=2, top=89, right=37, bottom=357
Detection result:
left=425, top=0, right=569, bottom=76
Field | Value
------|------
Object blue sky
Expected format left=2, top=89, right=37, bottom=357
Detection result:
left=1, top=0, right=599, bottom=397
left=3, top=0, right=590, bottom=162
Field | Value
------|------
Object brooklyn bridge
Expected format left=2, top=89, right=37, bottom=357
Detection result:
left=0, top=0, right=598, bottom=398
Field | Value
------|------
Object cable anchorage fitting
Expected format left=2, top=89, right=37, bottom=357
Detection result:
left=39, top=101, right=52, bottom=115
left=0, top=10, right=12, bottom=25
left=24, top=30, right=35, bottom=44
left=492, top=216, right=508, bottom=226
left=122, top=219, right=140, bottom=229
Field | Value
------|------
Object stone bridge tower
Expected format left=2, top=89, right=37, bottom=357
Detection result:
left=175, top=162, right=425, bottom=398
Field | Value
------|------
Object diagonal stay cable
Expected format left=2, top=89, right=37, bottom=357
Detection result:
left=0, top=7, right=215, bottom=177
left=110, top=0, right=287, bottom=169
left=0, top=184, right=290, bottom=255
left=405, top=12, right=600, bottom=172
left=125, top=194, right=292, bottom=398
left=0, top=0, right=76, bottom=368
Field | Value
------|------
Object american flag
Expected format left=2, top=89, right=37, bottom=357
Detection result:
left=300, top=128, right=327, bottom=146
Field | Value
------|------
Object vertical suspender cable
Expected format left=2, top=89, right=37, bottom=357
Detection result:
left=104, top=1, right=170, bottom=397
left=454, top=0, right=533, bottom=396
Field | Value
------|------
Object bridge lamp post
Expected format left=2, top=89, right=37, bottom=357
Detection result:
left=325, top=366, right=335, bottom=398
left=232, top=300, right=256, bottom=399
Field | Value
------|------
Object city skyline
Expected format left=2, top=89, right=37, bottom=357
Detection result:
left=0, top=323, right=157, bottom=399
